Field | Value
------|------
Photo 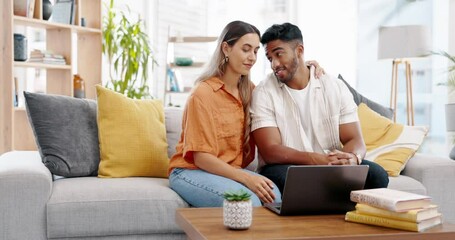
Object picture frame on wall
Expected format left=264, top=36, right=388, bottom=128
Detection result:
left=49, top=0, right=74, bottom=24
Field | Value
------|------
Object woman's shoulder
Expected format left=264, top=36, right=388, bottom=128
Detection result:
left=188, top=78, right=220, bottom=102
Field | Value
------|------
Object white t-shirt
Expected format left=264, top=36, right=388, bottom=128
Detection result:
left=286, top=82, right=324, bottom=154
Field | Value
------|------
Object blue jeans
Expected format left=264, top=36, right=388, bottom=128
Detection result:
left=169, top=168, right=282, bottom=207
left=260, top=160, right=389, bottom=193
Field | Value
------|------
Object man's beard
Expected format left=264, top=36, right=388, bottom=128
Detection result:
left=276, top=55, right=299, bottom=83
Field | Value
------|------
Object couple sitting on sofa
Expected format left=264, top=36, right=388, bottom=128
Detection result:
left=168, top=21, right=389, bottom=207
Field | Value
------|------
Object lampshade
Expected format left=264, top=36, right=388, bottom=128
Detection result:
left=378, top=25, right=431, bottom=60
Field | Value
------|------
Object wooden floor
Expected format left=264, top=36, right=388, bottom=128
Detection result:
left=176, top=207, right=455, bottom=240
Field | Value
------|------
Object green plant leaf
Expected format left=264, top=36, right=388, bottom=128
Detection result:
left=223, top=189, right=251, bottom=201
left=431, top=50, right=455, bottom=91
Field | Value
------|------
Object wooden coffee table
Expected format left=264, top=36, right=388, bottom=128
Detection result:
left=176, top=207, right=455, bottom=240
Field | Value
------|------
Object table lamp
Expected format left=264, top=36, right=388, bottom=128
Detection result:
left=378, top=25, right=431, bottom=126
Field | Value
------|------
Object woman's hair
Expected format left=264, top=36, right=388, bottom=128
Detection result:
left=195, top=20, right=260, bottom=160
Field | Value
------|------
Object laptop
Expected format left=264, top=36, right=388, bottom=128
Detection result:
left=264, top=165, right=369, bottom=216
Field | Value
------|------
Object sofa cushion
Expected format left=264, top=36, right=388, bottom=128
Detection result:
left=24, top=92, right=100, bottom=177
left=338, top=74, right=394, bottom=119
left=165, top=107, right=184, bottom=159
left=96, top=86, right=169, bottom=178
left=46, top=177, right=188, bottom=238
left=358, top=103, right=428, bottom=177
left=387, top=175, right=426, bottom=195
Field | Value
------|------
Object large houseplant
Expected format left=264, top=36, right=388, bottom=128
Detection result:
left=102, top=0, right=157, bottom=99
left=433, top=51, right=455, bottom=94
left=433, top=51, right=455, bottom=158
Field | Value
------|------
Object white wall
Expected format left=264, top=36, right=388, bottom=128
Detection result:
left=294, top=0, right=358, bottom=85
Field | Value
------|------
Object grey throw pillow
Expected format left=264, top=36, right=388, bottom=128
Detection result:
left=24, top=92, right=100, bottom=177
left=338, top=74, right=394, bottom=119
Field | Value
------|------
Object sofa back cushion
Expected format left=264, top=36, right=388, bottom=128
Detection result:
left=96, top=86, right=169, bottom=178
left=165, top=107, right=184, bottom=159
left=358, top=103, right=428, bottom=176
left=338, top=74, right=394, bottom=119
left=24, top=92, right=100, bottom=177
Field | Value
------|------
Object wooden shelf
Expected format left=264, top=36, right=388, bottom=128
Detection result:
left=165, top=91, right=191, bottom=94
left=14, top=107, right=26, bottom=112
left=169, top=62, right=206, bottom=68
left=14, top=61, right=72, bottom=70
left=13, top=16, right=101, bottom=34
left=1, top=0, right=102, bottom=153
left=168, top=36, right=217, bottom=43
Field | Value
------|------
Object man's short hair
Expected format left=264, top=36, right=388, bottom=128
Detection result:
left=261, top=22, right=303, bottom=45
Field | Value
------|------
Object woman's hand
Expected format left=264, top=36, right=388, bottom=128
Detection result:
left=193, top=152, right=277, bottom=204
left=305, top=60, right=325, bottom=78
left=241, top=173, right=276, bottom=204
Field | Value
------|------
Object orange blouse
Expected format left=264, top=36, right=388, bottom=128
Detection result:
left=168, top=77, right=255, bottom=174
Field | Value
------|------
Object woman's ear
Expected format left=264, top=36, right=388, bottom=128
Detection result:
left=221, top=42, right=230, bottom=56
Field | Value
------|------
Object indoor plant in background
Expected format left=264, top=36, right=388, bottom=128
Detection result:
left=223, top=189, right=253, bottom=230
left=102, top=0, right=157, bottom=99
left=433, top=51, right=455, bottom=158
left=433, top=51, right=455, bottom=97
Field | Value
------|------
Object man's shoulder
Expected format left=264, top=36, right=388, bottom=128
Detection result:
left=316, top=73, right=349, bottom=92
left=319, top=73, right=340, bottom=84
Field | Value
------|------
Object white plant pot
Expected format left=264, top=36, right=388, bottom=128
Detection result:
left=223, top=199, right=252, bottom=230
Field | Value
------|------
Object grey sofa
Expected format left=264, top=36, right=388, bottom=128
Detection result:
left=1, top=107, right=455, bottom=240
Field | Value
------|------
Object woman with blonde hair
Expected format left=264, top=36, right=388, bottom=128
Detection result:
left=168, top=21, right=322, bottom=207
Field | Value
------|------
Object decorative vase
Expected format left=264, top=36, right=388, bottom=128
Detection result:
left=223, top=199, right=252, bottom=230
left=13, top=34, right=27, bottom=61
left=42, top=0, right=53, bottom=21
left=73, top=74, right=86, bottom=98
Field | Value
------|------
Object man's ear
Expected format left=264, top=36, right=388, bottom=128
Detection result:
left=297, top=44, right=304, bottom=58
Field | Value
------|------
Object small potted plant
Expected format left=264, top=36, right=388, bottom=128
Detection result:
left=223, top=189, right=253, bottom=230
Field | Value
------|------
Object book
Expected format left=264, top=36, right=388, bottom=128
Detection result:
left=173, top=69, right=184, bottom=92
left=345, top=211, right=442, bottom=232
left=167, top=68, right=179, bottom=92
left=13, top=77, right=19, bottom=107
left=30, top=49, right=65, bottom=59
left=28, top=0, right=36, bottom=18
left=350, top=188, right=432, bottom=212
left=355, top=203, right=440, bottom=222
left=29, top=49, right=67, bottom=65
left=13, top=0, right=28, bottom=17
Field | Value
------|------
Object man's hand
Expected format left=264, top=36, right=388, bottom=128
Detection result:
left=325, top=149, right=357, bottom=165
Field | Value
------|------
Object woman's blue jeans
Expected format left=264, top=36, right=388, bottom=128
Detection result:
left=169, top=168, right=282, bottom=207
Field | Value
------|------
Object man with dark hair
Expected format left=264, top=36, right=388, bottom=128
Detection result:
left=251, top=22, right=389, bottom=193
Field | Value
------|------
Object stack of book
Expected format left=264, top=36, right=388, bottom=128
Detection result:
left=28, top=49, right=66, bottom=65
left=345, top=188, right=442, bottom=232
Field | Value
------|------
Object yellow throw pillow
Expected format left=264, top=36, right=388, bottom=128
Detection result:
left=358, top=103, right=428, bottom=177
left=96, top=85, right=169, bottom=178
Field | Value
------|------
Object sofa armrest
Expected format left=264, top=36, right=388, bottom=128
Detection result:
left=402, top=153, right=455, bottom=223
left=0, top=151, right=52, bottom=240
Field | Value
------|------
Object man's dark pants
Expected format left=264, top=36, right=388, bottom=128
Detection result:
left=260, top=160, right=389, bottom=194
